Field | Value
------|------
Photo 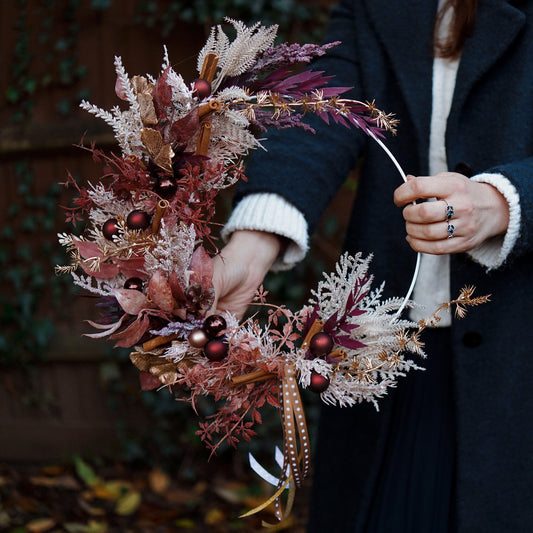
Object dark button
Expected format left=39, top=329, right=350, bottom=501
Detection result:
left=453, top=162, right=473, bottom=177
left=462, top=331, right=482, bottom=348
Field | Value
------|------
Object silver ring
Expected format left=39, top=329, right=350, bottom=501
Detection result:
left=445, top=204, right=455, bottom=221
left=447, top=223, right=455, bottom=238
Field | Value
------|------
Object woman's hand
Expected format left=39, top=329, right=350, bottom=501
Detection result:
left=393, top=172, right=510, bottom=254
left=212, top=230, right=282, bottom=320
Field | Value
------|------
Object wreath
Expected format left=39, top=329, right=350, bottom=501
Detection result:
left=57, top=19, right=488, bottom=524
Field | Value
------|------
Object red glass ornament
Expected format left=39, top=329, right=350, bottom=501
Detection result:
left=203, top=314, right=227, bottom=338
left=124, top=277, right=144, bottom=291
left=309, top=331, right=334, bottom=357
left=126, top=210, right=151, bottom=230
left=153, top=176, right=178, bottom=199
left=192, top=78, right=211, bottom=99
left=102, top=218, right=120, bottom=240
left=204, top=338, right=228, bottom=361
left=308, top=371, right=330, bottom=394
left=188, top=328, right=209, bottom=348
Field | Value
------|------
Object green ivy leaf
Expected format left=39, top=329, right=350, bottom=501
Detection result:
left=5, top=87, right=20, bottom=104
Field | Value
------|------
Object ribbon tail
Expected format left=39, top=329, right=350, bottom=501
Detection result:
left=249, top=452, right=281, bottom=487
left=238, top=475, right=291, bottom=518
left=260, top=478, right=297, bottom=529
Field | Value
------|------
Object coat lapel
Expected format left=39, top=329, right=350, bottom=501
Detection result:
left=364, top=0, right=439, bottom=170
left=451, top=0, right=526, bottom=119
left=364, top=0, right=526, bottom=170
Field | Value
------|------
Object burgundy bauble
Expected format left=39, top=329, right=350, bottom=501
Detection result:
left=124, top=277, right=144, bottom=291
left=192, top=78, right=211, bottom=99
left=309, top=331, right=334, bottom=357
left=203, top=314, right=227, bottom=338
left=153, top=176, right=178, bottom=199
left=308, top=371, right=330, bottom=394
left=204, top=338, right=228, bottom=361
left=126, top=210, right=151, bottom=230
left=188, top=328, right=209, bottom=349
left=102, top=218, right=120, bottom=240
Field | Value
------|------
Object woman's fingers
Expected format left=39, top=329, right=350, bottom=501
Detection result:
left=394, top=172, right=509, bottom=254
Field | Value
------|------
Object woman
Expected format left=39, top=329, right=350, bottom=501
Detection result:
left=213, top=1, right=533, bottom=531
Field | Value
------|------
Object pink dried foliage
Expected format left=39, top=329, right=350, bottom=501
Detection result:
left=148, top=270, right=175, bottom=312
left=114, top=74, right=128, bottom=101
left=113, top=288, right=147, bottom=316
left=189, top=246, right=213, bottom=288
left=110, top=312, right=151, bottom=348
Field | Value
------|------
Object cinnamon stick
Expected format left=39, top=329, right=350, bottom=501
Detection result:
left=301, top=319, right=324, bottom=351
left=328, top=348, right=347, bottom=361
left=200, top=52, right=219, bottom=83
left=231, top=369, right=276, bottom=387
left=196, top=121, right=212, bottom=156
left=142, top=333, right=179, bottom=352
left=151, top=199, right=169, bottom=234
left=198, top=99, right=221, bottom=119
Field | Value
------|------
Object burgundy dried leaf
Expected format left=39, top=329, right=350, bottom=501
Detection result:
left=338, top=322, right=360, bottom=333
left=148, top=270, right=174, bottom=312
left=73, top=238, right=101, bottom=259
left=153, top=67, right=174, bottom=116
left=111, top=313, right=151, bottom=348
left=169, top=269, right=186, bottom=305
left=85, top=314, right=127, bottom=338
left=189, top=246, right=214, bottom=289
left=332, top=335, right=366, bottom=351
left=324, top=311, right=339, bottom=333
left=113, top=288, right=147, bottom=315
left=115, top=75, right=128, bottom=101
left=139, top=372, right=162, bottom=390
left=262, top=70, right=335, bottom=96
left=80, top=260, right=120, bottom=280
left=115, top=256, right=146, bottom=278
left=168, top=108, right=200, bottom=146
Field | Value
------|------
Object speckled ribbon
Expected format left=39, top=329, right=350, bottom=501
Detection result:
left=273, top=364, right=310, bottom=520
left=240, top=364, right=310, bottom=524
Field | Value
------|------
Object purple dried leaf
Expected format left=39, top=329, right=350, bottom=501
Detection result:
left=333, top=335, right=366, bottom=351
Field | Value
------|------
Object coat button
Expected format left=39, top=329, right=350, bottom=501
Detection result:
left=453, top=162, right=473, bottom=177
left=462, top=331, right=482, bottom=348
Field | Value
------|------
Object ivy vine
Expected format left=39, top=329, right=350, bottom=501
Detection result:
left=134, top=0, right=332, bottom=41
left=1, top=0, right=88, bottom=371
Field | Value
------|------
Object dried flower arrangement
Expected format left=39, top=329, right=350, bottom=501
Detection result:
left=56, top=19, right=488, bottom=523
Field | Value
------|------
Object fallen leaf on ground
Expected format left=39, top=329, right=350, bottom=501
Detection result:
left=148, top=467, right=170, bottom=494
left=26, top=517, right=55, bottom=532
left=115, top=489, right=141, bottom=515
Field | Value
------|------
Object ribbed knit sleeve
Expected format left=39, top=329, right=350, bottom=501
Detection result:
left=468, top=173, right=521, bottom=270
left=221, top=193, right=309, bottom=271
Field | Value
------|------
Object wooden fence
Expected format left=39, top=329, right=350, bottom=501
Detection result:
left=0, top=1, right=205, bottom=462
left=0, top=0, right=350, bottom=463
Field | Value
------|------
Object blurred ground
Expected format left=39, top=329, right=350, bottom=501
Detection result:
left=0, top=457, right=310, bottom=532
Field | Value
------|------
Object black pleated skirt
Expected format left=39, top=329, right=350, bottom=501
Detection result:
left=307, top=328, right=456, bottom=533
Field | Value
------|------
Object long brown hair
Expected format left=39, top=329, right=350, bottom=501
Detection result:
left=434, top=0, right=479, bottom=58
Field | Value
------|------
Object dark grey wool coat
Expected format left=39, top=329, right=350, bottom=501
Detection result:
left=236, top=0, right=533, bottom=531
